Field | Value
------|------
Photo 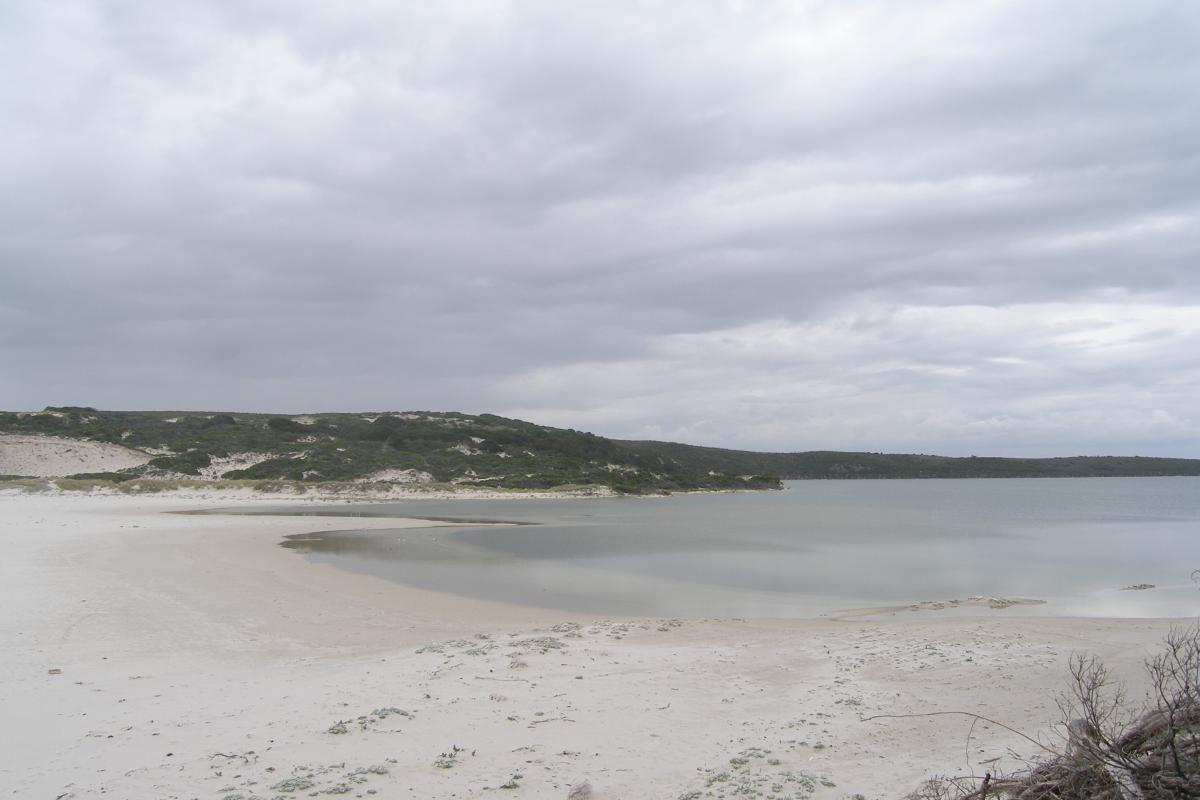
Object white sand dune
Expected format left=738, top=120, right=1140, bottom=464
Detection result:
left=196, top=451, right=274, bottom=479
left=0, top=492, right=1178, bottom=799
left=357, top=467, right=437, bottom=483
left=0, top=433, right=152, bottom=477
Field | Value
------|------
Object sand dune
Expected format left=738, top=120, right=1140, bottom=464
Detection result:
left=0, top=433, right=152, bottom=477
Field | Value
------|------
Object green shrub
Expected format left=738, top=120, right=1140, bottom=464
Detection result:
left=148, top=450, right=212, bottom=475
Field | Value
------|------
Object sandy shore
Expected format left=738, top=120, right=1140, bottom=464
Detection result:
left=0, top=492, right=1182, bottom=800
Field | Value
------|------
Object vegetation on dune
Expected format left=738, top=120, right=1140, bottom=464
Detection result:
left=0, top=408, right=781, bottom=494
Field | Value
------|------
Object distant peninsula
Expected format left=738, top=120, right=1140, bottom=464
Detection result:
left=2, top=407, right=1199, bottom=495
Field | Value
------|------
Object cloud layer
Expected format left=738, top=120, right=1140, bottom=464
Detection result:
left=3, top=1, right=1198, bottom=455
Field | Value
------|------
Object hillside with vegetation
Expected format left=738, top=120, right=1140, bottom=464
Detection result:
left=620, top=440, right=1200, bottom=479
left=0, top=408, right=779, bottom=493
left=3, top=408, right=1199, bottom=494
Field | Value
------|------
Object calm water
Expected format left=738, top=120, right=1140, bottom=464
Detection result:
left=265, top=478, right=1200, bottom=619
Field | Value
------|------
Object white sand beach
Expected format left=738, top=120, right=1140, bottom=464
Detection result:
left=0, top=491, right=1180, bottom=799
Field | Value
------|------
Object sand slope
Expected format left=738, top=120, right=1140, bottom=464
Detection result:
left=0, top=433, right=152, bottom=476
left=0, top=493, right=1178, bottom=799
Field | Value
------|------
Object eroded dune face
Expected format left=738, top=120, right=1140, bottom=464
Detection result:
left=0, top=434, right=151, bottom=477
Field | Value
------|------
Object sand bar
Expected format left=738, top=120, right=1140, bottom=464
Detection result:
left=0, top=491, right=1183, bottom=799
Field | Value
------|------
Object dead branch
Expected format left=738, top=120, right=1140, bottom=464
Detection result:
left=903, top=623, right=1200, bottom=800
left=863, top=711, right=1055, bottom=754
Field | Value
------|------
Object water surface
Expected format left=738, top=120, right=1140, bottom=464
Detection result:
left=268, top=478, right=1200, bottom=618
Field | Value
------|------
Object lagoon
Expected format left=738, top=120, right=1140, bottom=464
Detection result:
left=273, top=478, right=1200, bottom=618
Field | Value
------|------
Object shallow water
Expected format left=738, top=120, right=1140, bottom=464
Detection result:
left=265, top=478, right=1200, bottom=618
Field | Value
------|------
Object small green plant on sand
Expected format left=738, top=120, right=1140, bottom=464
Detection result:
left=270, top=776, right=315, bottom=792
left=434, top=744, right=466, bottom=769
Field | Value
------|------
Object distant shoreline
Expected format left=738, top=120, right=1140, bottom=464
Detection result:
left=2, top=472, right=1199, bottom=506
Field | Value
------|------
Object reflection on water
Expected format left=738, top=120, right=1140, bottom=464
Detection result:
left=271, top=478, right=1200, bottom=618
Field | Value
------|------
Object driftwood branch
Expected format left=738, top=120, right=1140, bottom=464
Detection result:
left=862, top=711, right=1055, bottom=754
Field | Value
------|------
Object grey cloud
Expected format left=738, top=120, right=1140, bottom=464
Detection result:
left=2, top=0, right=1199, bottom=455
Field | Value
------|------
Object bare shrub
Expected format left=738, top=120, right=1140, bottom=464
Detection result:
left=912, top=624, right=1200, bottom=800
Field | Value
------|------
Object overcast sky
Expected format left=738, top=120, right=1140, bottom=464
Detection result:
left=3, top=1, right=1199, bottom=457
